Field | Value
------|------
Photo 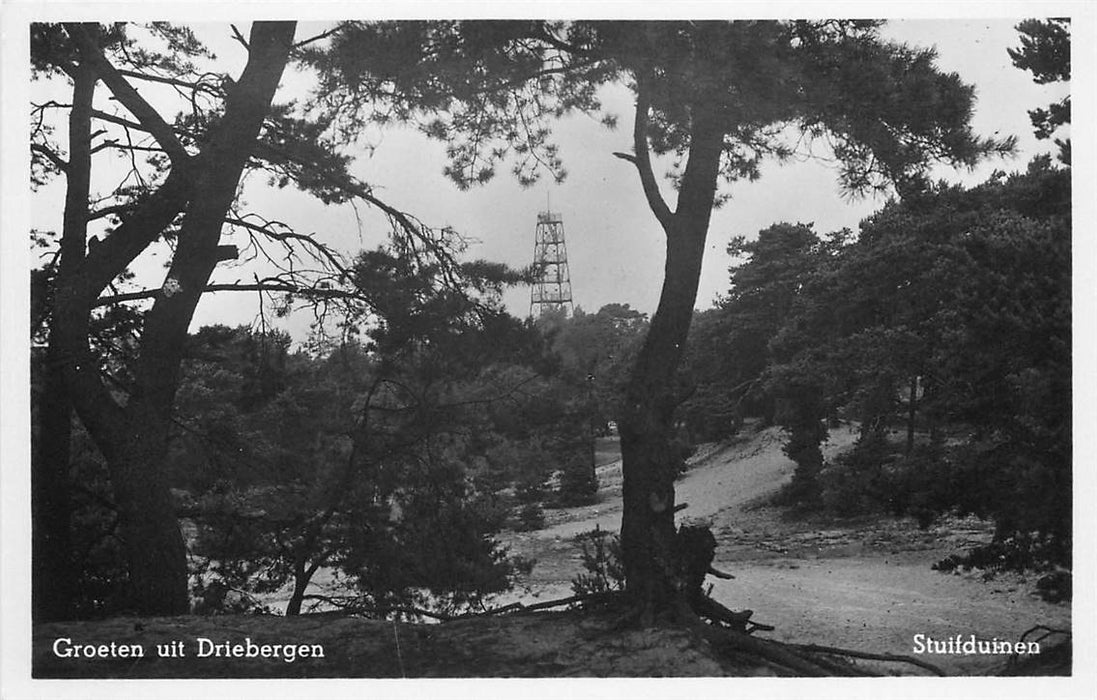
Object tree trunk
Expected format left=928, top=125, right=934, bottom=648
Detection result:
left=117, top=21, right=298, bottom=615
left=285, top=579, right=308, bottom=617
left=618, top=221, right=709, bottom=614
left=48, top=22, right=298, bottom=615
left=618, top=96, right=725, bottom=619
left=109, top=419, right=190, bottom=613
left=32, top=354, right=75, bottom=622
left=32, top=56, right=99, bottom=622
left=285, top=559, right=313, bottom=616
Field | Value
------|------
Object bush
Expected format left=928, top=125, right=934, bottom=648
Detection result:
left=514, top=478, right=546, bottom=504
left=816, top=430, right=896, bottom=517
left=570, top=526, right=624, bottom=597
left=511, top=502, right=545, bottom=532
left=554, top=456, right=598, bottom=507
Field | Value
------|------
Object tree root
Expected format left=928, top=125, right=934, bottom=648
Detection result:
left=789, top=643, right=946, bottom=676
left=303, top=590, right=949, bottom=676
left=686, top=590, right=944, bottom=675
left=698, top=623, right=853, bottom=676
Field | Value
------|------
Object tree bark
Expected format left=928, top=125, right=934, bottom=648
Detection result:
left=285, top=574, right=309, bottom=616
left=32, top=352, right=75, bottom=622
left=32, top=56, right=100, bottom=622
left=285, top=554, right=325, bottom=616
left=618, top=88, right=725, bottom=618
left=49, top=21, right=297, bottom=615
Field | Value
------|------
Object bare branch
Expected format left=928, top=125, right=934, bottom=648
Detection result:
left=225, top=214, right=349, bottom=275
left=93, top=281, right=362, bottom=308
left=89, top=140, right=166, bottom=156
left=65, top=23, right=193, bottom=166
left=86, top=203, right=136, bottom=223
left=90, top=109, right=147, bottom=133
left=791, top=643, right=948, bottom=676
left=115, top=68, right=222, bottom=95
left=249, top=139, right=467, bottom=291
left=31, top=143, right=69, bottom=172
left=292, top=23, right=347, bottom=50
left=230, top=24, right=250, bottom=51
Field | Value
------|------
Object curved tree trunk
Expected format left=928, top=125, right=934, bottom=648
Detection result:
left=618, top=218, right=710, bottom=614
left=618, top=91, right=725, bottom=619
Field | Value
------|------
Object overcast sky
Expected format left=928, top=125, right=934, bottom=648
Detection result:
left=26, top=15, right=1073, bottom=342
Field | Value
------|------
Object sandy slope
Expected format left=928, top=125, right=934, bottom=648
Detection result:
left=498, top=423, right=1071, bottom=675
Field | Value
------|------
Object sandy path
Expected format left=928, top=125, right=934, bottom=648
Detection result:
left=711, top=557, right=1069, bottom=674
left=498, top=424, right=1070, bottom=674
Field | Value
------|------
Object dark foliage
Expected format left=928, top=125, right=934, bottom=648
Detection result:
left=1008, top=18, right=1071, bottom=163
left=571, top=527, right=625, bottom=597
left=747, top=158, right=1070, bottom=571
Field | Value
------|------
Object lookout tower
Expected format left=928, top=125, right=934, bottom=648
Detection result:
left=529, top=210, right=574, bottom=318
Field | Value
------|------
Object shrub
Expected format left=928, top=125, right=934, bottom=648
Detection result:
left=570, top=526, right=624, bottom=597
left=554, top=456, right=598, bottom=507
left=512, top=502, right=545, bottom=532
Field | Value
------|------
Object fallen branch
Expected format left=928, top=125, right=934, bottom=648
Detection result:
left=790, top=643, right=947, bottom=676
left=1019, top=624, right=1070, bottom=646
left=299, top=595, right=453, bottom=621
left=506, top=592, right=614, bottom=615
left=299, top=591, right=613, bottom=622
left=700, top=625, right=848, bottom=677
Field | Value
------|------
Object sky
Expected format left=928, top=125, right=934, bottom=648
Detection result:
left=23, top=13, right=1074, bottom=343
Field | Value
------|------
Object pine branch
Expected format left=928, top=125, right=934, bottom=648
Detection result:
left=65, top=23, right=193, bottom=166
left=627, top=73, right=673, bottom=230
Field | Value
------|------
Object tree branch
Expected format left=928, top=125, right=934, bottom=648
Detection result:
left=230, top=24, right=250, bottom=51
left=791, top=643, right=947, bottom=676
left=86, top=203, right=136, bottom=223
left=65, top=23, right=193, bottom=166
left=80, top=167, right=193, bottom=303
left=52, top=49, right=131, bottom=451
left=249, top=138, right=466, bottom=291
left=31, top=143, right=69, bottom=173
left=115, top=67, right=222, bottom=95
left=89, top=140, right=167, bottom=156
left=225, top=214, right=349, bottom=275
left=292, top=23, right=347, bottom=50
left=93, top=281, right=361, bottom=308
left=90, top=109, right=150, bottom=134
left=627, top=73, right=673, bottom=231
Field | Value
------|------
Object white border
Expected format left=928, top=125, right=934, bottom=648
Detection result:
left=2, top=3, right=1094, bottom=699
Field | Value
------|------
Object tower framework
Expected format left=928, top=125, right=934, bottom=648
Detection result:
left=530, top=210, right=574, bottom=318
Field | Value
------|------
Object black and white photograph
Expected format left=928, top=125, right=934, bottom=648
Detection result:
left=2, top=2, right=1093, bottom=698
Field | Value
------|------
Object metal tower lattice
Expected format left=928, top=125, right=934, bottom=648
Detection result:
left=529, top=210, right=574, bottom=318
